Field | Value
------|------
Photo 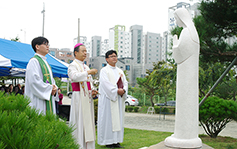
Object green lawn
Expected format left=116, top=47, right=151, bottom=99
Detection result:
left=95, top=128, right=237, bottom=149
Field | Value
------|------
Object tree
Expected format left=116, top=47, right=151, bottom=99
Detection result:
left=197, top=0, right=237, bottom=63
left=136, top=61, right=177, bottom=106
left=215, top=78, right=237, bottom=101
left=10, top=36, right=21, bottom=42
left=199, top=62, right=236, bottom=97
left=199, top=96, right=237, bottom=138
left=149, top=61, right=176, bottom=104
left=136, top=77, right=158, bottom=107
left=199, top=0, right=237, bottom=38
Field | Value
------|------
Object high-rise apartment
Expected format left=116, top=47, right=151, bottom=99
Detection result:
left=109, top=25, right=131, bottom=58
left=162, top=31, right=168, bottom=61
left=130, top=25, right=143, bottom=64
left=144, top=32, right=162, bottom=71
left=91, top=36, right=102, bottom=57
left=101, top=39, right=109, bottom=56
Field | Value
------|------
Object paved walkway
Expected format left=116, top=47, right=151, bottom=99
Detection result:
left=124, top=112, right=237, bottom=139
left=63, top=96, right=237, bottom=139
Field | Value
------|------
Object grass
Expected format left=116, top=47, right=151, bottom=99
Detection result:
left=95, top=128, right=237, bottom=149
left=200, top=134, right=237, bottom=149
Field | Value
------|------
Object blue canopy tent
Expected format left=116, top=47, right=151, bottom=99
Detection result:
left=0, top=38, right=68, bottom=78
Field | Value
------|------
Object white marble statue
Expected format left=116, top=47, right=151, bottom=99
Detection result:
left=164, top=8, right=202, bottom=148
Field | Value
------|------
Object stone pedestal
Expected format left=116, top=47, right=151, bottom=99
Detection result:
left=145, top=141, right=213, bottom=149
left=165, top=135, right=202, bottom=148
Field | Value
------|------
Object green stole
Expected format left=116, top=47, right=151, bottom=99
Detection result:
left=34, top=55, right=53, bottom=113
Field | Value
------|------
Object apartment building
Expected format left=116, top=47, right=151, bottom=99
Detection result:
left=49, top=48, right=74, bottom=64
left=109, top=25, right=131, bottom=58
left=144, top=32, right=162, bottom=71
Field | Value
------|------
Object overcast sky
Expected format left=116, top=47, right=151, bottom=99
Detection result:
left=0, top=0, right=198, bottom=50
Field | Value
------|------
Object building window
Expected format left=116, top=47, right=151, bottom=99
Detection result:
left=126, top=65, right=130, bottom=70
left=84, top=61, right=87, bottom=64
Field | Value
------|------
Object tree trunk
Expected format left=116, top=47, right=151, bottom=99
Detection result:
left=233, top=91, right=236, bottom=101
left=150, top=94, right=154, bottom=107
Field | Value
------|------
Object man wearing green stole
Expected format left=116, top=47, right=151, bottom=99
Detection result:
left=25, top=37, right=57, bottom=114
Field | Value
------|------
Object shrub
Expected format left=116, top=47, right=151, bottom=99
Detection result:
left=133, top=106, right=139, bottom=112
left=162, top=107, right=169, bottom=113
left=154, top=106, right=161, bottom=114
left=0, top=92, right=79, bottom=149
left=127, top=106, right=133, bottom=112
left=125, top=106, right=128, bottom=112
left=199, top=96, right=237, bottom=138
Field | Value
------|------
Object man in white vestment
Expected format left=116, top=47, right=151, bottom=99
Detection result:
left=97, top=50, right=128, bottom=148
left=25, top=36, right=58, bottom=114
left=68, top=43, right=98, bottom=149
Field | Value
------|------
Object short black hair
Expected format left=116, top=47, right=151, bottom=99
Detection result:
left=105, top=50, right=117, bottom=58
left=31, top=36, right=49, bottom=52
left=73, top=45, right=85, bottom=56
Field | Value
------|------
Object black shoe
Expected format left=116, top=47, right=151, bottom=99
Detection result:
left=106, top=144, right=114, bottom=148
left=113, top=143, right=124, bottom=148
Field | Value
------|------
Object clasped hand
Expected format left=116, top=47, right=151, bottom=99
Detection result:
left=92, top=90, right=99, bottom=97
left=88, top=69, right=98, bottom=75
left=51, top=85, right=57, bottom=95
left=117, top=88, right=125, bottom=96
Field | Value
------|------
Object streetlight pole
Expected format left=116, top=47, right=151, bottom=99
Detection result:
left=41, top=3, right=45, bottom=37
left=20, top=29, right=26, bottom=43
left=78, top=18, right=80, bottom=43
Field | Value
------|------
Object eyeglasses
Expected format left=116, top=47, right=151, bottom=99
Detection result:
left=109, top=55, right=117, bottom=58
left=41, top=43, right=50, bottom=47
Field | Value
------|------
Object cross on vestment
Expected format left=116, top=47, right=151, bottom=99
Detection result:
left=43, top=65, right=50, bottom=81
